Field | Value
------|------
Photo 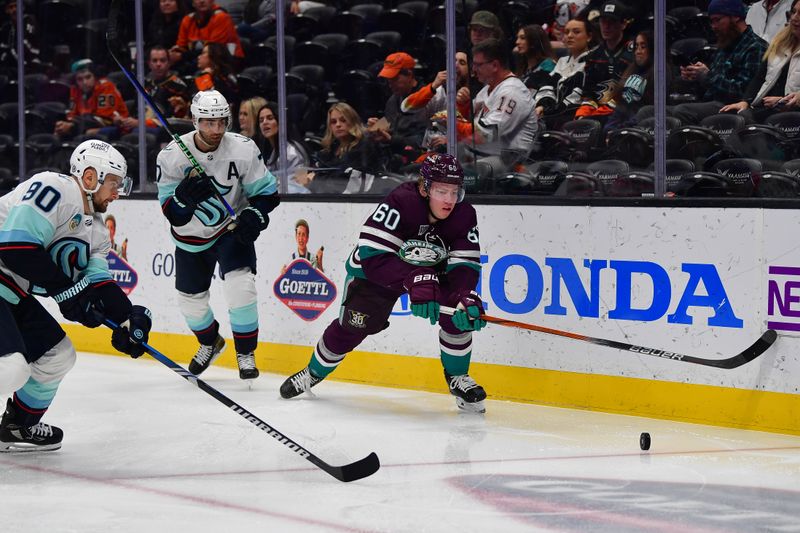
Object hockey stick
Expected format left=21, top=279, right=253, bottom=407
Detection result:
left=439, top=306, right=777, bottom=369
left=102, top=318, right=380, bottom=482
left=105, top=0, right=235, bottom=218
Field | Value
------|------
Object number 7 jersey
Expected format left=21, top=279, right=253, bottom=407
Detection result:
left=0, top=172, right=111, bottom=304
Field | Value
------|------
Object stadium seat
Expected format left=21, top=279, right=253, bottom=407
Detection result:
left=335, top=69, right=386, bottom=120
left=525, top=159, right=568, bottom=194
left=26, top=133, right=60, bottom=168
left=238, top=66, right=274, bottom=100
left=672, top=171, right=731, bottom=197
left=105, top=70, right=137, bottom=102
left=561, top=119, right=603, bottom=161
left=287, top=64, right=326, bottom=98
left=343, top=38, right=386, bottom=71
left=37, top=80, right=71, bottom=104
left=783, top=159, right=800, bottom=175
left=330, top=11, right=367, bottom=40
left=660, top=158, right=696, bottom=193
left=38, top=0, right=84, bottom=41
left=378, top=9, right=420, bottom=49
left=605, top=171, right=655, bottom=197
left=553, top=171, right=602, bottom=197
left=757, top=171, right=800, bottom=198
left=24, top=108, right=52, bottom=136
left=587, top=159, right=631, bottom=192
left=711, top=157, right=761, bottom=197
left=365, top=31, right=403, bottom=54
left=604, top=127, right=654, bottom=168
left=670, top=37, right=713, bottom=66
left=668, top=6, right=713, bottom=40
left=637, top=116, right=682, bottom=136
left=66, top=20, right=109, bottom=66
left=350, top=4, right=385, bottom=35
left=23, top=73, right=49, bottom=102
left=242, top=41, right=278, bottom=70
left=765, top=112, right=800, bottom=140
left=666, top=125, right=724, bottom=166
left=699, top=113, right=746, bottom=142
left=730, top=124, right=795, bottom=162
left=296, top=33, right=349, bottom=82
left=0, top=102, right=20, bottom=138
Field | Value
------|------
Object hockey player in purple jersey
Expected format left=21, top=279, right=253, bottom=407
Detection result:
left=280, top=153, right=489, bottom=412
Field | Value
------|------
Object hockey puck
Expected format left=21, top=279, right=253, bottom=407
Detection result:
left=639, top=432, right=651, bottom=451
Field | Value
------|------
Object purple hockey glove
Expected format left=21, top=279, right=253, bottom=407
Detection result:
left=452, top=289, right=486, bottom=332
left=403, top=268, right=441, bottom=324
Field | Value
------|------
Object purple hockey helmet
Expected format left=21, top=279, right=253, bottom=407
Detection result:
left=420, top=153, right=465, bottom=202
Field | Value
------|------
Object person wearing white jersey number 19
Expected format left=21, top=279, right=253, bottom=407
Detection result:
left=156, top=90, right=280, bottom=381
left=0, top=140, right=153, bottom=452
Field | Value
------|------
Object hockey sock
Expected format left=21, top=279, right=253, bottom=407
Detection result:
left=439, top=330, right=472, bottom=376
left=10, top=386, right=55, bottom=428
left=191, top=320, right=220, bottom=347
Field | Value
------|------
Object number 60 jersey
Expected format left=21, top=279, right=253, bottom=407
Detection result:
left=346, top=181, right=482, bottom=293
left=0, top=172, right=111, bottom=304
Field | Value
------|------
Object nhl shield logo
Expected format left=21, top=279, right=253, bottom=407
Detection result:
left=273, top=259, right=337, bottom=321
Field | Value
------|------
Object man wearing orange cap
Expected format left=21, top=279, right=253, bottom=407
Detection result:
left=366, top=52, right=430, bottom=168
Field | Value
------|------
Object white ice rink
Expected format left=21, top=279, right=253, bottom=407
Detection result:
left=2, top=352, right=799, bottom=532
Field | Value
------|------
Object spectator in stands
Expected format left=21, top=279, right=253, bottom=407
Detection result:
left=147, top=0, right=189, bottom=49
left=550, top=0, right=590, bottom=47
left=666, top=0, right=768, bottom=125
left=469, top=38, right=539, bottom=172
left=469, top=11, right=504, bottom=46
left=237, top=0, right=276, bottom=42
left=255, top=101, right=311, bottom=193
left=514, top=25, right=557, bottom=101
left=401, top=52, right=473, bottom=151
left=193, top=42, right=240, bottom=108
left=368, top=52, right=429, bottom=169
left=574, top=0, right=633, bottom=119
left=605, top=30, right=654, bottom=131
left=238, top=96, right=267, bottom=138
left=306, top=102, right=379, bottom=193
left=747, top=0, right=793, bottom=42
left=537, top=17, right=597, bottom=119
left=169, top=0, right=245, bottom=73
left=54, top=59, right=132, bottom=140
left=0, top=0, right=39, bottom=75
left=721, top=0, right=800, bottom=120
left=121, top=45, right=192, bottom=136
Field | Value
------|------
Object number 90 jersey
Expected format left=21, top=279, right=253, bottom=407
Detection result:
left=346, top=181, right=481, bottom=293
left=0, top=172, right=111, bottom=304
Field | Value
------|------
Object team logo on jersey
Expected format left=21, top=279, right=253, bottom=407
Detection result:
left=273, top=259, right=337, bottom=321
left=68, top=214, right=81, bottom=231
left=347, top=310, right=368, bottom=329
left=398, top=239, right=448, bottom=267
left=106, top=250, right=138, bottom=295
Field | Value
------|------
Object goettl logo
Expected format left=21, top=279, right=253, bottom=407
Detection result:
left=273, top=259, right=337, bottom=321
left=107, top=250, right=138, bottom=295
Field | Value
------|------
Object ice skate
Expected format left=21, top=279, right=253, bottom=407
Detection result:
left=280, top=367, right=323, bottom=399
left=188, top=334, right=226, bottom=375
left=0, top=399, right=63, bottom=453
left=445, top=372, right=487, bottom=413
left=237, top=352, right=259, bottom=380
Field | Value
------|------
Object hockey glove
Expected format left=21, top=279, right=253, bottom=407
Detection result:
left=451, top=289, right=487, bottom=332
left=174, top=175, right=216, bottom=211
left=52, top=277, right=103, bottom=328
left=403, top=268, right=441, bottom=325
left=232, top=206, right=269, bottom=244
left=111, top=305, right=152, bottom=359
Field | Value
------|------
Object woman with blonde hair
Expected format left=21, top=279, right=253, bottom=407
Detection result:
left=238, top=96, right=267, bottom=138
left=720, top=0, right=800, bottom=121
left=308, top=102, right=380, bottom=193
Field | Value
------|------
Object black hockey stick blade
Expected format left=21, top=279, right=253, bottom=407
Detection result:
left=102, top=318, right=380, bottom=482
left=440, top=306, right=778, bottom=369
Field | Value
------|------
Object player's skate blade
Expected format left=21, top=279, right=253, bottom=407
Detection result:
left=280, top=367, right=323, bottom=398
left=455, top=397, right=486, bottom=413
left=188, top=334, right=226, bottom=375
left=237, top=352, right=259, bottom=380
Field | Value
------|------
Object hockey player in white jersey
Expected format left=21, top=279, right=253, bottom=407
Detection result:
left=0, top=140, right=153, bottom=452
left=156, top=90, right=279, bottom=380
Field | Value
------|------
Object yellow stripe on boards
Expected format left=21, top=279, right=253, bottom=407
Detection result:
left=65, top=325, right=800, bottom=436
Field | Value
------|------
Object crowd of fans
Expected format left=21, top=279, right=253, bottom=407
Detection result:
left=0, top=0, right=799, bottom=197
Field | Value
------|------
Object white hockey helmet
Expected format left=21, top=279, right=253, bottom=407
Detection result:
left=190, top=89, right=231, bottom=130
left=69, top=139, right=132, bottom=196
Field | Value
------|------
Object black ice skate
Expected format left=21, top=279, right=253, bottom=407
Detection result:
left=280, top=367, right=323, bottom=399
left=445, top=372, right=487, bottom=413
left=0, top=399, right=63, bottom=453
left=188, top=334, right=226, bottom=376
left=237, top=352, right=259, bottom=380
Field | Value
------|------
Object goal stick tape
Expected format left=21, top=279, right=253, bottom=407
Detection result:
left=102, top=318, right=379, bottom=482
left=439, top=306, right=777, bottom=369
left=106, top=0, right=236, bottom=219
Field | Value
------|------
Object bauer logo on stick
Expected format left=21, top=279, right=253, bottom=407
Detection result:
left=398, top=239, right=448, bottom=267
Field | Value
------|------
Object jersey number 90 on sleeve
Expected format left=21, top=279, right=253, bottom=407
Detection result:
left=371, top=203, right=400, bottom=230
left=22, top=181, right=61, bottom=213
